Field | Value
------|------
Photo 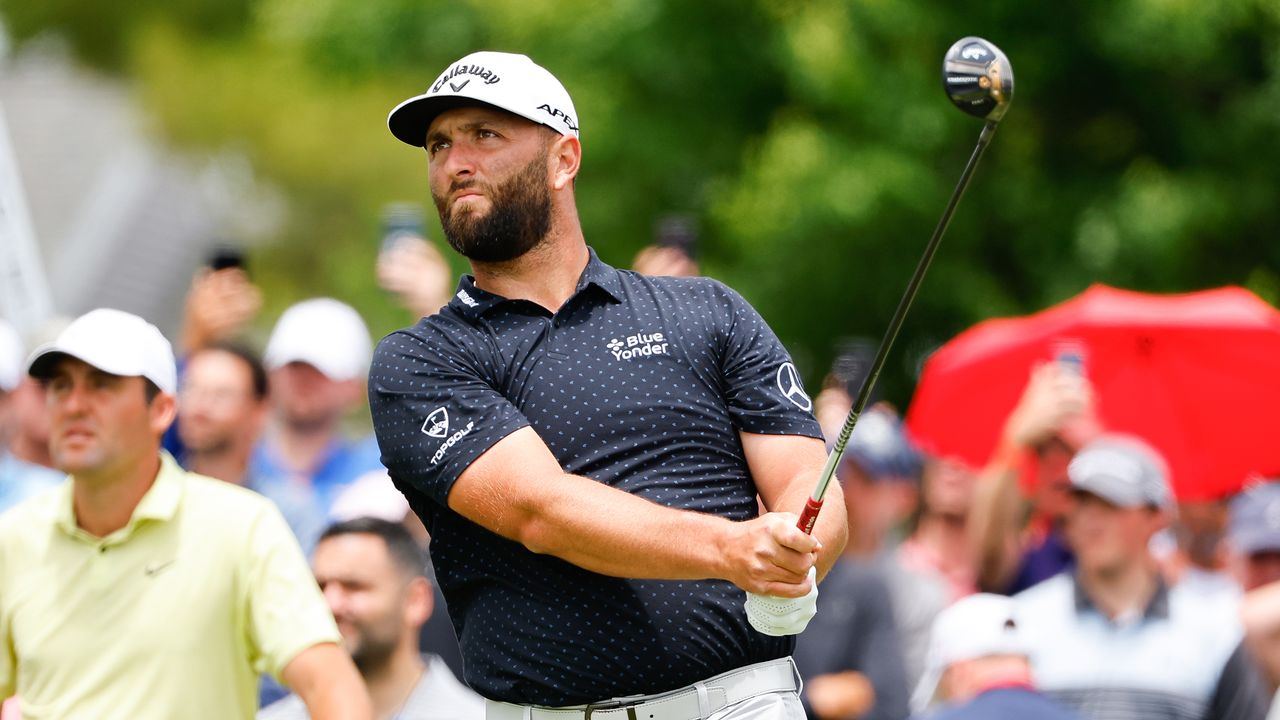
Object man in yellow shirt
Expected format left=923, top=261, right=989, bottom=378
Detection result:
left=0, top=308, right=372, bottom=720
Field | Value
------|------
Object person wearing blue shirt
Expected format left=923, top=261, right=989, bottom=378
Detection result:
left=251, top=298, right=385, bottom=554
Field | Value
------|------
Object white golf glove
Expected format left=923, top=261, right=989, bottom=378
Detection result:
left=745, top=567, right=818, bottom=636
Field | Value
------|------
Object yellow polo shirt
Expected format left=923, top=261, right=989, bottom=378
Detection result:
left=0, top=454, right=340, bottom=720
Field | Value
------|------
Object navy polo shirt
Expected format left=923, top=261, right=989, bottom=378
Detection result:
left=369, top=248, right=823, bottom=706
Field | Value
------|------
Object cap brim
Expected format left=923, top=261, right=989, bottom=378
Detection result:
left=388, top=95, right=508, bottom=147
left=26, top=346, right=72, bottom=380
left=1233, top=529, right=1280, bottom=556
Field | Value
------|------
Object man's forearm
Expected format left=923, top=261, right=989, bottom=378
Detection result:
left=969, top=442, right=1029, bottom=592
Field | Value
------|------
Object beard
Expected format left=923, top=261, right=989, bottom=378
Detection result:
left=344, top=619, right=401, bottom=675
left=434, top=154, right=552, bottom=263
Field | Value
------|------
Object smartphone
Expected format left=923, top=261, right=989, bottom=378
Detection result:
left=1053, top=341, right=1087, bottom=377
left=381, top=203, right=426, bottom=252
left=208, top=246, right=246, bottom=273
left=654, top=214, right=697, bottom=259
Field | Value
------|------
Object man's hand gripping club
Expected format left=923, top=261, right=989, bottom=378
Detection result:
left=727, top=512, right=822, bottom=636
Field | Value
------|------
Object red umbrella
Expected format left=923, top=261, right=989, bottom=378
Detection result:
left=905, top=284, right=1280, bottom=500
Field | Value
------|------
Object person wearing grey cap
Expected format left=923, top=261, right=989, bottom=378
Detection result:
left=1229, top=481, right=1280, bottom=702
left=0, top=309, right=371, bottom=720
left=372, top=51, right=846, bottom=719
left=1013, top=434, right=1269, bottom=720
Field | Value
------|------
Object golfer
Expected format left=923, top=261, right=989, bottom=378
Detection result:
left=370, top=51, right=847, bottom=719
left=0, top=309, right=371, bottom=720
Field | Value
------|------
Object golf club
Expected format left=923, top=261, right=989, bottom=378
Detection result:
left=797, top=36, right=1014, bottom=534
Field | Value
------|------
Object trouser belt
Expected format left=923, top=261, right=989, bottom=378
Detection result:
left=485, top=657, right=800, bottom=720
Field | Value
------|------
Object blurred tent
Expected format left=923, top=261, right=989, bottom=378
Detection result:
left=0, top=39, right=280, bottom=337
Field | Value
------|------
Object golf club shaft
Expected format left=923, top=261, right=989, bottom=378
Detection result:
left=798, top=120, right=999, bottom=534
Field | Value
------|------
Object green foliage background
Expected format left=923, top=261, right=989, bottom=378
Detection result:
left=6, top=0, right=1280, bottom=405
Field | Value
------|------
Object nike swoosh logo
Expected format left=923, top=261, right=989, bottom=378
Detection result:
left=450, top=79, right=470, bottom=92
left=144, top=560, right=175, bottom=577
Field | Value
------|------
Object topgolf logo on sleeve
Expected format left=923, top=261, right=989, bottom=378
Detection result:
left=422, top=407, right=449, bottom=438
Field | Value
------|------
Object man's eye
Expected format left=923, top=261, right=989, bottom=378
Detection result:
left=428, top=140, right=449, bottom=155
left=478, top=129, right=497, bottom=139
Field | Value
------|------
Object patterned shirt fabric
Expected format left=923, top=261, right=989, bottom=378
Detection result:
left=1014, top=573, right=1270, bottom=720
left=0, top=454, right=340, bottom=720
left=369, top=248, right=822, bottom=706
left=257, top=654, right=484, bottom=720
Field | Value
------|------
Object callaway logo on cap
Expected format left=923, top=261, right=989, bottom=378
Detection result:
left=388, top=51, right=580, bottom=147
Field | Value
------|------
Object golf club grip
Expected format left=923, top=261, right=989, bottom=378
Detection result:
left=797, top=498, right=823, bottom=534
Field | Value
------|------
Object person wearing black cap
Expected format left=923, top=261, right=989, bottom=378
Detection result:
left=1013, top=434, right=1269, bottom=720
left=371, top=51, right=847, bottom=719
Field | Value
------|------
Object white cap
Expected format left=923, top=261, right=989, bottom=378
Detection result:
left=0, top=319, right=23, bottom=392
left=263, top=298, right=371, bottom=382
left=388, top=51, right=579, bottom=147
left=329, top=470, right=411, bottom=524
left=26, top=309, right=177, bottom=394
left=911, top=593, right=1029, bottom=712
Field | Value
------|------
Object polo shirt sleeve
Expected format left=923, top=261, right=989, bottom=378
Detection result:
left=369, top=327, right=531, bottom=506
left=0, top=606, right=11, bottom=700
left=242, top=501, right=341, bottom=682
left=711, top=281, right=823, bottom=438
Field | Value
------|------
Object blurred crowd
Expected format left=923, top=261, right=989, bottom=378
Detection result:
left=3, top=226, right=1278, bottom=720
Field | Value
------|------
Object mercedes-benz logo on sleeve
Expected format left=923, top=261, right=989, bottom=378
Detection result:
left=422, top=407, right=450, bottom=438
left=775, top=362, right=812, bottom=411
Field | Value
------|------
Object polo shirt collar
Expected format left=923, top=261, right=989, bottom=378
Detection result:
left=56, top=452, right=185, bottom=544
left=1071, top=571, right=1171, bottom=621
left=446, top=246, right=623, bottom=319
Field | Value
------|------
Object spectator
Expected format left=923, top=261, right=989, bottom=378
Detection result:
left=909, top=593, right=1082, bottom=720
left=327, top=471, right=468, bottom=683
left=177, top=342, right=269, bottom=485
left=0, top=318, right=62, bottom=513
left=793, top=407, right=921, bottom=720
left=377, top=235, right=455, bottom=320
left=260, top=518, right=482, bottom=720
left=1158, top=496, right=1238, bottom=603
left=0, top=308, right=370, bottom=719
left=163, top=260, right=264, bottom=462
left=899, top=454, right=979, bottom=604
left=251, top=298, right=383, bottom=553
left=1230, top=481, right=1280, bottom=697
left=181, top=262, right=263, bottom=353
left=822, top=404, right=945, bottom=692
left=632, top=214, right=701, bottom=278
left=1014, top=435, right=1270, bottom=719
left=970, top=361, right=1100, bottom=594
left=1229, top=482, right=1280, bottom=593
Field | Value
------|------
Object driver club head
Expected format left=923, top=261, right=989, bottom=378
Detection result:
left=943, top=37, right=1014, bottom=123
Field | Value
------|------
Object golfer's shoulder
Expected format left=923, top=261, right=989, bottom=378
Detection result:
left=622, top=270, right=755, bottom=313
left=372, top=312, right=482, bottom=371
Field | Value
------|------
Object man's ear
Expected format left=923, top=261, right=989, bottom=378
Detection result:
left=405, top=576, right=434, bottom=628
left=151, top=392, right=177, bottom=436
left=548, top=133, right=581, bottom=191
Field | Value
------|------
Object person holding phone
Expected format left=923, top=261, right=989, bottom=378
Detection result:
left=375, top=204, right=454, bottom=320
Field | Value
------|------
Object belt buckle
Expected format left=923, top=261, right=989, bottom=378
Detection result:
left=583, top=694, right=645, bottom=720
